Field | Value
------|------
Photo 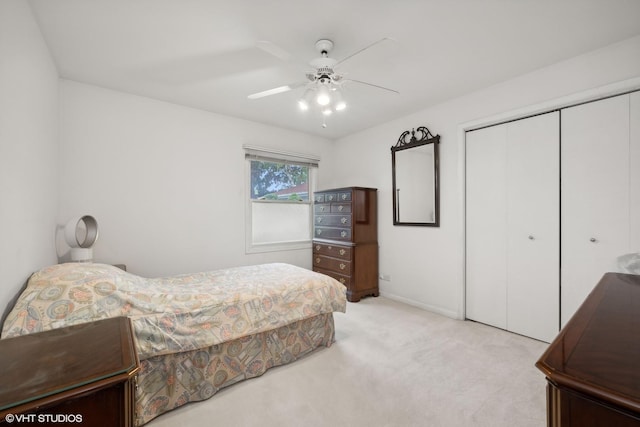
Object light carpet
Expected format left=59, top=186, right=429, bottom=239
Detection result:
left=147, top=296, right=548, bottom=427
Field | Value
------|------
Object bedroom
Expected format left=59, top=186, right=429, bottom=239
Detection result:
left=1, top=0, right=640, bottom=426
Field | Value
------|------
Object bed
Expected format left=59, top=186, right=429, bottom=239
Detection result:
left=1, top=262, right=347, bottom=425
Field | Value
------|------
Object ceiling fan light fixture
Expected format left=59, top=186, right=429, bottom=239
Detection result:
left=333, top=90, right=346, bottom=111
left=298, top=88, right=315, bottom=111
left=316, top=85, right=331, bottom=106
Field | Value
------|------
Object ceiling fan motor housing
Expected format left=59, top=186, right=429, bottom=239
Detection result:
left=315, top=39, right=334, bottom=55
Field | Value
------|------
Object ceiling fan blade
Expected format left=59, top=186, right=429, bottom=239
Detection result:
left=256, top=41, right=293, bottom=62
left=345, top=79, right=399, bottom=94
left=336, top=37, right=396, bottom=66
left=247, top=82, right=307, bottom=100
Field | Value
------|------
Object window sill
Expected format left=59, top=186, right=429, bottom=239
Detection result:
left=245, top=240, right=312, bottom=254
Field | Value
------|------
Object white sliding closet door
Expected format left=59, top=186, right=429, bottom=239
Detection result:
left=506, top=112, right=559, bottom=343
left=466, top=125, right=508, bottom=330
left=561, top=94, right=630, bottom=327
left=466, top=112, right=559, bottom=342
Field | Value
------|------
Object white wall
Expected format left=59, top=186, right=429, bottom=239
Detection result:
left=4, top=4, right=639, bottom=325
left=58, top=81, right=335, bottom=277
left=0, top=1, right=59, bottom=320
left=326, top=35, right=640, bottom=319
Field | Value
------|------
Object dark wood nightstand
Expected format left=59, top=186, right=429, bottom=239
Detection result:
left=0, top=317, right=139, bottom=426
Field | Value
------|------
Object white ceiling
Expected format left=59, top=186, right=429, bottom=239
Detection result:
left=28, top=0, right=640, bottom=139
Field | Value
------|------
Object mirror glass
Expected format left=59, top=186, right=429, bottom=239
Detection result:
left=391, top=128, right=439, bottom=226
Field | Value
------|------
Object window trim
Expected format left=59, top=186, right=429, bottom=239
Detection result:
left=244, top=145, right=319, bottom=254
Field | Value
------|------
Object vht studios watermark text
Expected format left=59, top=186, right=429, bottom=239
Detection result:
left=4, top=413, right=83, bottom=423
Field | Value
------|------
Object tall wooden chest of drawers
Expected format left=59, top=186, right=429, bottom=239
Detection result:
left=312, top=187, right=379, bottom=302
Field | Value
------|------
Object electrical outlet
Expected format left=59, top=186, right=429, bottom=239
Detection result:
left=379, top=274, right=391, bottom=281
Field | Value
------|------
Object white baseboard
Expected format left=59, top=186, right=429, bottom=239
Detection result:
left=379, top=292, right=461, bottom=320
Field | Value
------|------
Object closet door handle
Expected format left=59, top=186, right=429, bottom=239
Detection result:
left=528, top=235, right=535, bottom=240
left=590, top=237, right=597, bottom=243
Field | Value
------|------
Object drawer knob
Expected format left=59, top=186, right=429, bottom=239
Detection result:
left=340, top=278, right=346, bottom=284
left=315, top=245, right=320, bottom=251
left=328, top=246, right=332, bottom=250
left=338, top=206, right=344, bottom=212
left=339, top=263, right=346, bottom=270
left=528, top=235, right=535, bottom=240
left=340, top=231, right=347, bottom=238
left=328, top=195, right=334, bottom=201
left=316, top=258, right=321, bottom=264
left=341, top=217, right=347, bottom=224
left=341, top=194, right=347, bottom=200
left=320, top=206, right=325, bottom=212
left=590, top=237, right=597, bottom=243
left=339, top=249, right=346, bottom=256
left=317, top=217, right=323, bottom=223
left=317, top=230, right=322, bottom=235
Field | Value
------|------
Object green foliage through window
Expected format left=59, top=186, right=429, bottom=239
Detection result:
left=250, top=160, right=309, bottom=201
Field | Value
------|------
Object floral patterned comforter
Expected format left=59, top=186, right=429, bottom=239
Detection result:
left=1, top=262, right=347, bottom=359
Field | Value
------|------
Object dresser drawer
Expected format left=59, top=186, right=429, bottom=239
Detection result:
left=313, top=255, right=352, bottom=275
left=315, top=214, right=352, bottom=227
left=313, top=242, right=352, bottom=261
left=314, top=226, right=352, bottom=241
left=313, top=267, right=351, bottom=287
left=336, top=191, right=352, bottom=202
left=314, top=194, right=326, bottom=203
left=314, top=203, right=331, bottom=214
left=331, top=203, right=351, bottom=213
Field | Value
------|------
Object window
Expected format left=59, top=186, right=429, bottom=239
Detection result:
left=244, top=145, right=319, bottom=253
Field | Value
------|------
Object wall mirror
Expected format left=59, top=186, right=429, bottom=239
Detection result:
left=391, top=126, right=440, bottom=226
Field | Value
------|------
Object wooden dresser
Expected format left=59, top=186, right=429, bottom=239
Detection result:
left=536, top=273, right=640, bottom=426
left=0, top=317, right=139, bottom=427
left=312, top=186, right=378, bottom=302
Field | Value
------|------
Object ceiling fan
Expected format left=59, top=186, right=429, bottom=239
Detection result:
left=248, top=38, right=398, bottom=118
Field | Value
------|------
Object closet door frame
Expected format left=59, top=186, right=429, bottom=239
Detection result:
left=458, top=77, right=640, bottom=323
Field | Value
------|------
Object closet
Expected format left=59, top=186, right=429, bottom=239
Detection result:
left=466, top=112, right=560, bottom=343
left=466, top=90, right=640, bottom=343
